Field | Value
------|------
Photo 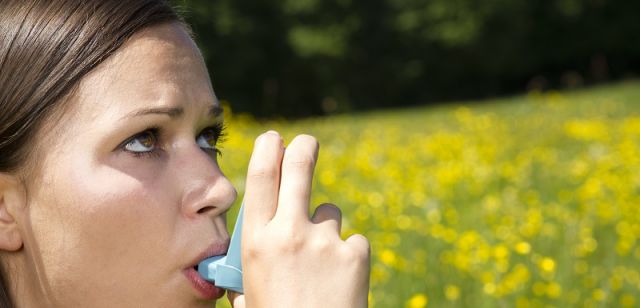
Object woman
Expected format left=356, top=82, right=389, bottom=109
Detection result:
left=0, top=1, right=370, bottom=307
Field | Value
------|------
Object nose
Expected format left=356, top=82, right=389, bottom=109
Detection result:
left=176, top=144, right=237, bottom=219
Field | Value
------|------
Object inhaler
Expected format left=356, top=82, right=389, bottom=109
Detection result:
left=197, top=203, right=244, bottom=293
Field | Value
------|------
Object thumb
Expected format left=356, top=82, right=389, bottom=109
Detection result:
left=227, top=291, right=245, bottom=308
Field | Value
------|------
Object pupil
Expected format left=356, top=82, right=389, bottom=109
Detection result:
left=140, top=133, right=154, bottom=147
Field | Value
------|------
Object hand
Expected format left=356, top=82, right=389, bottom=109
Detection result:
left=228, top=131, right=370, bottom=308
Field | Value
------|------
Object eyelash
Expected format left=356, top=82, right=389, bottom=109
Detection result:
left=120, top=123, right=226, bottom=159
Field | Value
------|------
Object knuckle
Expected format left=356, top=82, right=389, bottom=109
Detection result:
left=283, top=155, right=315, bottom=171
left=346, top=246, right=370, bottom=265
left=274, top=237, right=305, bottom=254
left=272, top=225, right=305, bottom=253
left=286, top=156, right=315, bottom=170
left=347, top=234, right=371, bottom=262
left=243, top=237, right=266, bottom=260
left=355, top=245, right=371, bottom=263
left=244, top=244, right=262, bottom=260
left=248, top=165, right=277, bottom=180
left=309, top=235, right=333, bottom=253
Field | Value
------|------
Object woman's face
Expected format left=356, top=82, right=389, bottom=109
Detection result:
left=14, top=22, right=236, bottom=306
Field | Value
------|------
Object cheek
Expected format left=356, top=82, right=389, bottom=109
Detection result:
left=27, top=158, right=181, bottom=300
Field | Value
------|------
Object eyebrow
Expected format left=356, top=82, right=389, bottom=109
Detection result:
left=123, top=105, right=223, bottom=119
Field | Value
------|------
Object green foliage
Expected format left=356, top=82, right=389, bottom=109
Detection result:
left=288, top=25, right=347, bottom=57
left=171, top=0, right=640, bottom=118
left=390, top=0, right=488, bottom=46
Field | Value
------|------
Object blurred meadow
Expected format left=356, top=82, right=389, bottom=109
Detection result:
left=217, top=81, right=640, bottom=307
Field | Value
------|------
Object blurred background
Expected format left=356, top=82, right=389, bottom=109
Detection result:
left=171, top=0, right=640, bottom=307
left=172, top=0, right=639, bottom=118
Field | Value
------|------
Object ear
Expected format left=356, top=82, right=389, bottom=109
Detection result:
left=0, top=174, right=24, bottom=251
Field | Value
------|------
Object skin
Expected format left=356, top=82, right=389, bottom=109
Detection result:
left=0, top=22, right=370, bottom=307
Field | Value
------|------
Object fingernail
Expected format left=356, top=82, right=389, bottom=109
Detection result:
left=266, top=130, right=279, bottom=136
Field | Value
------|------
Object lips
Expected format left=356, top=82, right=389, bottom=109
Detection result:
left=183, top=266, right=225, bottom=300
left=184, top=242, right=229, bottom=300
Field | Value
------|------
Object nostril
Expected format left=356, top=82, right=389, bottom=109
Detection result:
left=197, top=205, right=216, bottom=215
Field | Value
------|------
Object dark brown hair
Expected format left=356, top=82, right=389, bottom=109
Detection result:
left=0, top=0, right=182, bottom=305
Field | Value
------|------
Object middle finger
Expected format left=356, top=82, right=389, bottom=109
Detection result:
left=275, top=134, right=319, bottom=224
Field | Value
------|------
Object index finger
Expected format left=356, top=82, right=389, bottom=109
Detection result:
left=243, top=131, right=284, bottom=231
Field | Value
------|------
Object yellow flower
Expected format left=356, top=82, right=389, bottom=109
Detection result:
left=380, top=249, right=398, bottom=267
left=444, top=285, right=460, bottom=301
left=483, top=283, right=496, bottom=295
left=514, top=241, right=531, bottom=255
left=493, top=244, right=509, bottom=260
left=620, top=294, right=636, bottom=307
left=546, top=282, right=562, bottom=298
left=540, top=257, right=556, bottom=273
left=406, top=293, right=428, bottom=308
left=592, top=289, right=606, bottom=301
left=564, top=119, right=609, bottom=141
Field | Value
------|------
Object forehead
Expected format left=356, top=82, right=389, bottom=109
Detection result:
left=70, top=22, right=217, bottom=122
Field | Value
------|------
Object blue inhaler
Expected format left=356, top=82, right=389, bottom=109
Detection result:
left=197, top=203, right=244, bottom=293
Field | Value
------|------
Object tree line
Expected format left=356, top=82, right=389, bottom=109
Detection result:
left=172, top=0, right=640, bottom=118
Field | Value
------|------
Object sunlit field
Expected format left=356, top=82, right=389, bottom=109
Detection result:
left=216, top=81, right=640, bottom=307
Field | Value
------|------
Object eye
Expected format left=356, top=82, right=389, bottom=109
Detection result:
left=196, top=125, right=225, bottom=154
left=122, top=129, right=159, bottom=154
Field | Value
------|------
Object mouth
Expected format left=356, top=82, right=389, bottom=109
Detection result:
left=183, top=243, right=229, bottom=300
left=183, top=266, right=224, bottom=300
